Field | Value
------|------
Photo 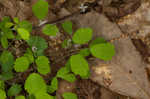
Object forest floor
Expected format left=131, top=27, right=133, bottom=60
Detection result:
left=1, top=0, right=150, bottom=99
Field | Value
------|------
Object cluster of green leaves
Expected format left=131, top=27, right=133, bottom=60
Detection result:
left=0, top=16, right=32, bottom=48
left=0, top=0, right=115, bottom=99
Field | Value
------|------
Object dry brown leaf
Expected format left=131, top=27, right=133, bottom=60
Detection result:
left=100, top=87, right=128, bottom=99
left=73, top=11, right=150, bottom=99
left=118, top=1, right=150, bottom=38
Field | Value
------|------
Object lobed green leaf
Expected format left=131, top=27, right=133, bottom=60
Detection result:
left=35, top=92, right=54, bottom=99
left=0, top=51, right=14, bottom=72
left=15, top=95, right=25, bottom=99
left=57, top=67, right=76, bottom=82
left=14, top=56, right=30, bottom=72
left=62, top=92, right=77, bottom=99
left=79, top=48, right=90, bottom=57
left=18, top=20, right=32, bottom=32
left=89, top=37, right=107, bottom=47
left=62, top=21, right=73, bottom=35
left=7, top=84, right=22, bottom=96
left=72, top=28, right=93, bottom=44
left=35, top=56, right=50, bottom=75
left=0, top=89, right=6, bottom=99
left=27, top=36, right=48, bottom=56
left=24, top=73, right=47, bottom=94
left=70, top=54, right=90, bottom=78
left=90, top=43, right=115, bottom=61
left=32, top=0, right=49, bottom=20
left=42, top=24, right=59, bottom=36
left=17, top=28, right=30, bottom=40
left=47, top=77, right=58, bottom=93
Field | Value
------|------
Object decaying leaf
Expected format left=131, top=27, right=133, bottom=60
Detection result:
left=118, top=1, right=150, bottom=38
left=73, top=11, right=150, bottom=99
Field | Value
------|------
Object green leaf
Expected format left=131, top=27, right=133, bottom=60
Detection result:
left=79, top=48, right=90, bottom=57
left=14, top=56, right=30, bottom=72
left=0, top=51, right=14, bottom=72
left=0, top=89, right=6, bottom=99
left=17, top=28, right=30, bottom=40
left=7, top=84, right=22, bottom=96
left=90, top=37, right=106, bottom=47
left=61, top=74, right=76, bottom=82
left=57, top=67, right=76, bottom=82
left=0, top=17, right=11, bottom=30
left=5, top=30, right=15, bottom=39
left=15, top=95, right=25, bottom=99
left=27, top=36, right=48, bottom=56
left=35, top=56, right=50, bottom=75
left=42, top=24, right=59, bottom=36
left=5, top=22, right=14, bottom=28
left=47, top=77, right=58, bottom=93
left=0, top=72, right=14, bottom=81
left=62, top=21, right=72, bottom=34
left=18, top=20, right=32, bottom=32
left=62, top=92, right=77, bottom=99
left=57, top=67, right=70, bottom=76
left=70, top=54, right=90, bottom=78
left=25, top=73, right=47, bottom=94
left=24, top=48, right=34, bottom=64
left=35, top=92, right=54, bottom=99
left=90, top=43, right=115, bottom=61
left=2, top=17, right=11, bottom=23
left=1, top=36, right=8, bottom=49
left=32, top=0, right=49, bottom=20
left=0, top=80, right=5, bottom=90
left=0, top=17, right=11, bottom=28
left=27, top=94, right=35, bottom=99
left=73, top=28, right=93, bottom=44
left=65, top=60, right=71, bottom=70
left=13, top=17, right=19, bottom=24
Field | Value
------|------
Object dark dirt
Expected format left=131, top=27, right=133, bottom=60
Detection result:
left=0, top=0, right=148, bottom=99
left=74, top=79, right=101, bottom=99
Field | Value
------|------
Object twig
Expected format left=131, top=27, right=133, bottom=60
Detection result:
left=33, top=11, right=80, bottom=29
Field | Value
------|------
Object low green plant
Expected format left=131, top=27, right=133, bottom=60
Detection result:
left=7, top=84, right=22, bottom=96
left=70, top=54, right=90, bottom=78
left=27, top=36, right=48, bottom=57
left=62, top=92, right=78, bottom=99
left=0, top=51, right=14, bottom=80
left=47, top=77, right=58, bottom=94
left=35, top=56, right=51, bottom=75
left=56, top=66, right=76, bottom=82
left=32, top=0, right=49, bottom=20
left=24, top=73, right=47, bottom=94
left=42, top=24, right=59, bottom=36
left=0, top=0, right=115, bottom=99
left=72, top=28, right=93, bottom=44
left=62, top=21, right=73, bottom=35
left=0, top=89, right=6, bottom=99
left=14, top=56, right=30, bottom=72
left=15, top=95, right=25, bottom=99
left=0, top=17, right=15, bottom=49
